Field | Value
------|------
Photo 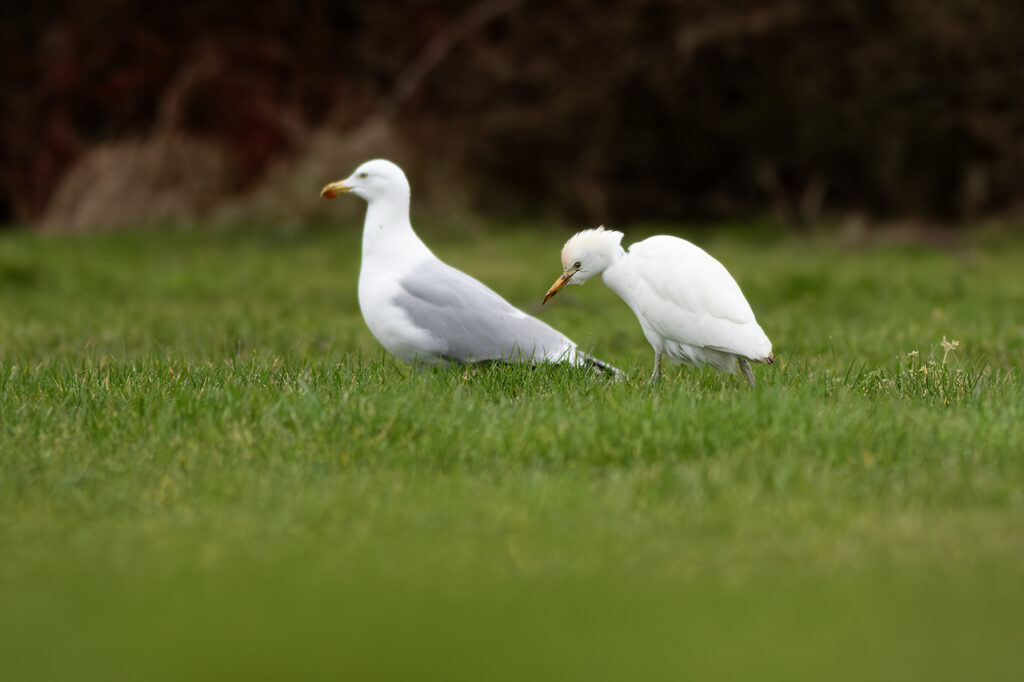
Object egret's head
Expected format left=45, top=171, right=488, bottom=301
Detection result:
left=320, top=159, right=410, bottom=205
left=543, top=227, right=624, bottom=304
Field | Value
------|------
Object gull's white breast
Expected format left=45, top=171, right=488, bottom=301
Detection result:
left=358, top=256, right=445, bottom=364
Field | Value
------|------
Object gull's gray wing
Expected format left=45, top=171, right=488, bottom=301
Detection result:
left=394, top=257, right=576, bottom=363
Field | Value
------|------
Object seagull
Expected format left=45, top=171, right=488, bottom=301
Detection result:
left=320, top=159, right=618, bottom=375
left=543, top=227, right=773, bottom=385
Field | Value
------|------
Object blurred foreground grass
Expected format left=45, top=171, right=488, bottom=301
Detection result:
left=1, top=224, right=1022, bottom=681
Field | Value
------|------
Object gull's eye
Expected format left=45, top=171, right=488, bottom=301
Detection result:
left=358, top=172, right=368, bottom=179
left=573, top=261, right=581, bottom=269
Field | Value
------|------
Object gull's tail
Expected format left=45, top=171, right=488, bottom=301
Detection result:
left=576, top=350, right=624, bottom=380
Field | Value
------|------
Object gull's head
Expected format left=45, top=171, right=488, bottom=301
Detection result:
left=543, top=227, right=624, bottom=304
left=320, top=159, right=410, bottom=205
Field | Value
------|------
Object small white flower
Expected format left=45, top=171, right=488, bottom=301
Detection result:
left=940, top=336, right=960, bottom=363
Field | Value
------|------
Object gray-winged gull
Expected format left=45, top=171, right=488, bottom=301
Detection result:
left=320, top=159, right=618, bottom=375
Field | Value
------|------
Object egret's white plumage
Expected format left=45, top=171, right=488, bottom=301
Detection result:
left=544, top=227, right=773, bottom=385
left=320, top=160, right=617, bottom=374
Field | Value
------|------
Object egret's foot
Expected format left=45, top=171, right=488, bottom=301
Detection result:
left=739, top=358, right=755, bottom=387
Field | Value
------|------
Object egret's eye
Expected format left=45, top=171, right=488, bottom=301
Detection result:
left=358, top=172, right=368, bottom=179
left=573, top=261, right=581, bottom=270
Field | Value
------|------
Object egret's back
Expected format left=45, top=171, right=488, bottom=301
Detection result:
left=606, top=236, right=772, bottom=365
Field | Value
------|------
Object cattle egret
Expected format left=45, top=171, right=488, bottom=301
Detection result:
left=320, top=160, right=618, bottom=374
left=543, top=227, right=773, bottom=385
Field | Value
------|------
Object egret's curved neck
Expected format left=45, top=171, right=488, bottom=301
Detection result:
left=599, top=246, right=628, bottom=292
left=361, top=196, right=432, bottom=264
left=597, top=243, right=626, bottom=274
left=608, top=245, right=626, bottom=265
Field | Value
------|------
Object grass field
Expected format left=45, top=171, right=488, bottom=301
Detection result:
left=1, top=222, right=1022, bottom=681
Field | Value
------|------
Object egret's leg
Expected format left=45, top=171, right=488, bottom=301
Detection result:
left=649, top=350, right=664, bottom=383
left=738, top=358, right=755, bottom=387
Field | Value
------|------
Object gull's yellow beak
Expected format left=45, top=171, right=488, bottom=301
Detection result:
left=543, top=269, right=576, bottom=304
left=320, top=181, right=352, bottom=199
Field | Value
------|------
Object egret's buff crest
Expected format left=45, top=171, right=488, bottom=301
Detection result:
left=561, top=226, right=625, bottom=270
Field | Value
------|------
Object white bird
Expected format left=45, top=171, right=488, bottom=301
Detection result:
left=320, top=160, right=618, bottom=374
left=543, top=227, right=773, bottom=385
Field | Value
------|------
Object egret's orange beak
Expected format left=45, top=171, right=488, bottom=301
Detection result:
left=543, top=269, right=576, bottom=304
left=320, top=181, right=351, bottom=199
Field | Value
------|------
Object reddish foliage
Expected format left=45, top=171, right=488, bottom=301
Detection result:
left=2, top=0, right=1023, bottom=226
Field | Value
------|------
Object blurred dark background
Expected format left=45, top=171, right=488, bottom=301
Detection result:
left=2, top=0, right=1023, bottom=231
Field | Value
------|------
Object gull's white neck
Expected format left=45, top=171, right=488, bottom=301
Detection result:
left=361, top=197, right=433, bottom=266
